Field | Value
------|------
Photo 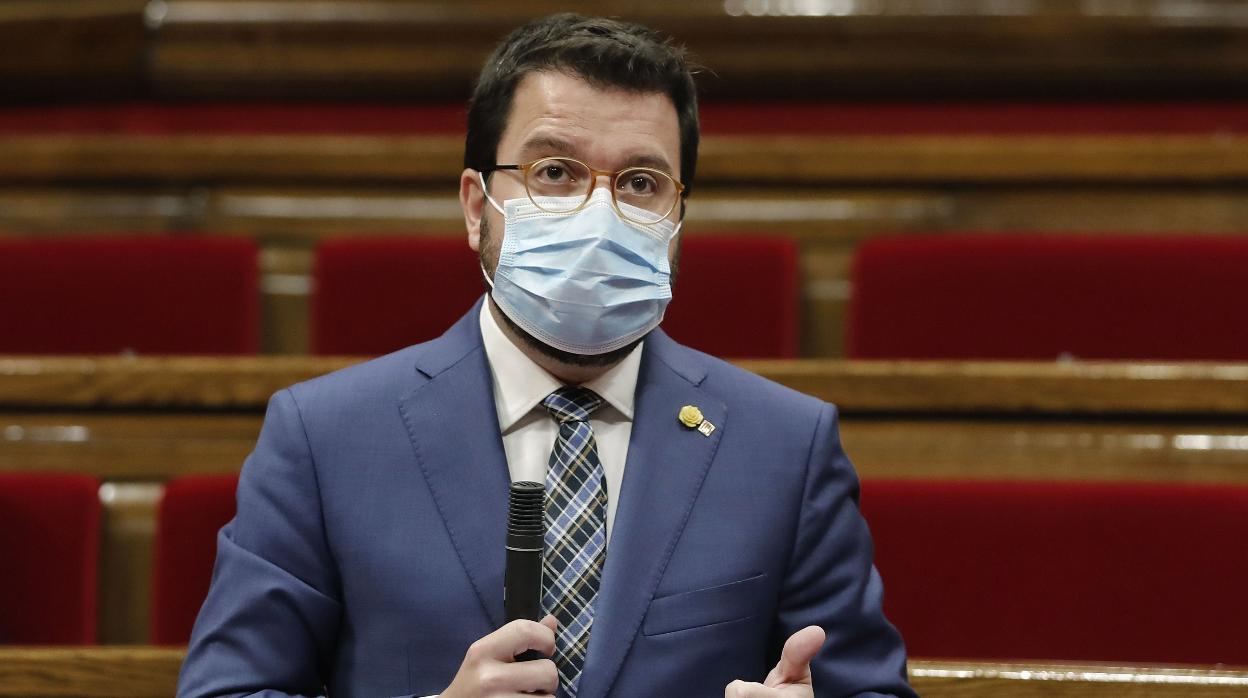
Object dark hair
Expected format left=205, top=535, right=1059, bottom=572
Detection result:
left=465, top=13, right=700, bottom=196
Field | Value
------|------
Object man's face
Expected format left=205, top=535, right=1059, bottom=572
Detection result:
left=459, top=69, right=684, bottom=362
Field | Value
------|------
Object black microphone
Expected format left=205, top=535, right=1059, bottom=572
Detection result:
left=504, top=481, right=545, bottom=661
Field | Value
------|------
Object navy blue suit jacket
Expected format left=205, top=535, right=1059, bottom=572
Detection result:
left=178, top=300, right=915, bottom=697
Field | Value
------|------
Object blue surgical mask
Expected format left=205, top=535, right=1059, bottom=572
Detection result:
left=481, top=179, right=681, bottom=355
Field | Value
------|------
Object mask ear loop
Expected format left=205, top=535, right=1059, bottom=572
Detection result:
left=479, top=261, right=495, bottom=289
left=479, top=172, right=506, bottom=216
left=477, top=171, right=503, bottom=289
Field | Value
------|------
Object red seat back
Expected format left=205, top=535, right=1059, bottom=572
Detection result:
left=150, top=474, right=240, bottom=645
left=312, top=234, right=799, bottom=358
left=848, top=234, right=1248, bottom=360
left=311, top=237, right=482, bottom=356
left=664, top=235, right=799, bottom=358
left=0, top=473, right=100, bottom=644
left=0, top=236, right=259, bottom=355
left=861, top=479, right=1248, bottom=664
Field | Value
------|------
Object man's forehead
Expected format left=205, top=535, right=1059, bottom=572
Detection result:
left=498, top=71, right=680, bottom=170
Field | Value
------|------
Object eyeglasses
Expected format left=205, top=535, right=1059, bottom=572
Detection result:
left=480, top=157, right=685, bottom=225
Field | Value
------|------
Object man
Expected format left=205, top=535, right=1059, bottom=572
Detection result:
left=178, top=14, right=915, bottom=698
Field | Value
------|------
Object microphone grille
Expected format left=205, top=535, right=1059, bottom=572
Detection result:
left=508, top=481, right=545, bottom=535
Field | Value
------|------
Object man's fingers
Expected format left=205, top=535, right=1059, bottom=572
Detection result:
left=539, top=614, right=558, bottom=633
left=506, top=657, right=559, bottom=694
left=725, top=679, right=770, bottom=697
left=765, top=625, right=826, bottom=687
left=477, top=619, right=556, bottom=660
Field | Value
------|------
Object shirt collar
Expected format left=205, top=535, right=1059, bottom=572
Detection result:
left=479, top=297, right=641, bottom=431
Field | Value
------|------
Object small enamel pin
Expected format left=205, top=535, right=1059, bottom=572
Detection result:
left=678, top=404, right=716, bottom=437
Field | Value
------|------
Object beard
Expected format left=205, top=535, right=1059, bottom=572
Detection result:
left=477, top=214, right=680, bottom=368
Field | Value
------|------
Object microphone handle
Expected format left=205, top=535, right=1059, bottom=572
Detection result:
left=504, top=541, right=545, bottom=662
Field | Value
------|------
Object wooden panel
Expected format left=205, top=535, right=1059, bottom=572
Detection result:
left=12, top=187, right=1248, bottom=239
left=0, top=1, right=147, bottom=100
left=142, top=0, right=1248, bottom=99
left=0, top=413, right=256, bottom=480
left=4, top=359, right=1246, bottom=486
left=13, top=1, right=1248, bottom=101
left=749, top=360, right=1248, bottom=415
left=847, top=421, right=1248, bottom=484
left=0, top=135, right=462, bottom=184
left=908, top=660, right=1248, bottom=697
left=0, top=646, right=182, bottom=698
left=0, top=356, right=352, bottom=409
left=98, top=484, right=161, bottom=644
left=9, top=134, right=1248, bottom=185
left=8, top=414, right=1247, bottom=485
left=3, top=356, right=1247, bottom=415
left=0, top=648, right=1245, bottom=697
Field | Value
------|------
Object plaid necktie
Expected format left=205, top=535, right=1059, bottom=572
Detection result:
left=541, top=386, right=607, bottom=697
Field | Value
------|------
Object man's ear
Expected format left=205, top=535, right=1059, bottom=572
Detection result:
left=460, top=168, right=485, bottom=252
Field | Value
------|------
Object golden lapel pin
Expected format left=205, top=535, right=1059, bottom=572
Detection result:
left=678, top=405, right=715, bottom=437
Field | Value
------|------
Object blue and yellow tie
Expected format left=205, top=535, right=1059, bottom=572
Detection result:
left=541, top=387, right=607, bottom=698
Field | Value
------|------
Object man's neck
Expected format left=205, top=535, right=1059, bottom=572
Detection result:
left=487, top=300, right=620, bottom=385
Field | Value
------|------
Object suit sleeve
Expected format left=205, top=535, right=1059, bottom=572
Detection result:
left=177, top=389, right=343, bottom=698
left=772, top=403, right=917, bottom=698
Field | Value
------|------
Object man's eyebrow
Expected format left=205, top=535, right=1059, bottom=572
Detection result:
left=515, top=135, right=577, bottom=160
left=515, top=136, right=676, bottom=176
left=624, top=153, right=675, bottom=175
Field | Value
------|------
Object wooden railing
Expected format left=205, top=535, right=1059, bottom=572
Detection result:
left=3, top=356, right=1246, bottom=483
left=2, top=647, right=1246, bottom=697
left=6, top=133, right=1248, bottom=185
left=11, top=0, right=1248, bottom=99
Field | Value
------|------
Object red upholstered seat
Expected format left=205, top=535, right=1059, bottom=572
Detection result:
left=848, top=234, right=1248, bottom=360
left=861, top=479, right=1248, bottom=664
left=0, top=236, right=259, bottom=355
left=663, top=235, right=799, bottom=358
left=0, top=473, right=100, bottom=644
left=150, top=474, right=240, bottom=645
left=311, top=234, right=799, bottom=358
left=311, top=237, right=484, bottom=356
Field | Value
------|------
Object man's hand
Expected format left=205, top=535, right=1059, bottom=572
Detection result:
left=724, top=625, right=826, bottom=698
left=441, top=615, right=559, bottom=697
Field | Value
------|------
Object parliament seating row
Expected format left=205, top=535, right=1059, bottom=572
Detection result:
left=149, top=476, right=1248, bottom=664
left=9, top=470, right=1247, bottom=667
left=6, top=233, right=1248, bottom=360
left=0, top=235, right=800, bottom=358
left=4, top=356, right=1246, bottom=644
left=7, top=100, right=1248, bottom=358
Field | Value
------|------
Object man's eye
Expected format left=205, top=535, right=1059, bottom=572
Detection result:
left=535, top=163, right=574, bottom=184
left=621, top=172, right=659, bottom=196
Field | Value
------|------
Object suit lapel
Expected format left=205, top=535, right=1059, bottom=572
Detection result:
left=399, top=299, right=511, bottom=629
left=578, top=331, right=727, bottom=698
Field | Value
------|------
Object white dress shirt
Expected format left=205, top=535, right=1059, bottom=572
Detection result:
left=478, top=298, right=641, bottom=543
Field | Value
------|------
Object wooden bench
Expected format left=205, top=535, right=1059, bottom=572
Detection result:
left=2, top=356, right=1246, bottom=643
